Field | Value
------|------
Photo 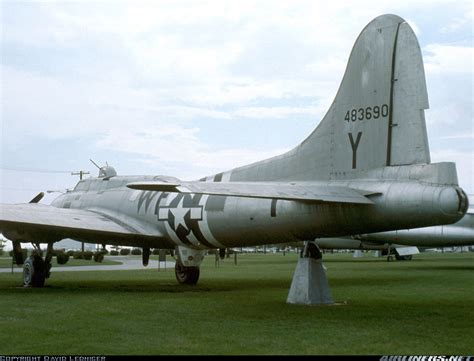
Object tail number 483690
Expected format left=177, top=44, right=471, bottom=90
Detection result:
left=345, top=104, right=389, bottom=122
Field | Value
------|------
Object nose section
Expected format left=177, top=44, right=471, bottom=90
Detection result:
left=438, top=186, right=469, bottom=217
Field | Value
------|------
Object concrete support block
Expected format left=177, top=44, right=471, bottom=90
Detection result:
left=287, top=257, right=333, bottom=305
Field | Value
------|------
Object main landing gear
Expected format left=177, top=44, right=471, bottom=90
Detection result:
left=22, top=243, right=54, bottom=288
left=175, top=261, right=200, bottom=285
left=174, top=246, right=206, bottom=285
left=385, top=245, right=414, bottom=262
left=23, top=254, right=47, bottom=287
left=387, top=254, right=413, bottom=262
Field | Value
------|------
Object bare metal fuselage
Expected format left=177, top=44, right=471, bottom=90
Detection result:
left=45, top=164, right=466, bottom=251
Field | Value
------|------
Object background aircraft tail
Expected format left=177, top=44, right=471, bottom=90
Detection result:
left=224, top=14, right=433, bottom=182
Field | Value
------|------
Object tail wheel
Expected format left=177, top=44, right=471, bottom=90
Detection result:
left=300, top=242, right=322, bottom=260
left=23, top=255, right=46, bottom=288
left=175, top=261, right=200, bottom=285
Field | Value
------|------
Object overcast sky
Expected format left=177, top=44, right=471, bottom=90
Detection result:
left=1, top=0, right=473, bottom=205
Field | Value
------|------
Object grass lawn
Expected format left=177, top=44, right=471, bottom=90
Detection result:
left=0, top=252, right=472, bottom=355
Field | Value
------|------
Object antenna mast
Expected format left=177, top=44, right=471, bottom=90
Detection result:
left=71, top=170, right=90, bottom=180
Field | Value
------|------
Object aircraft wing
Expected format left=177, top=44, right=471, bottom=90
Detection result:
left=127, top=181, right=377, bottom=204
left=0, top=203, right=166, bottom=245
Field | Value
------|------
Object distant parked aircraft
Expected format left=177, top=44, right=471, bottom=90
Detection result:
left=316, top=210, right=473, bottom=260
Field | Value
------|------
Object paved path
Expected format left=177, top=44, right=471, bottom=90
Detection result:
left=0, top=257, right=175, bottom=273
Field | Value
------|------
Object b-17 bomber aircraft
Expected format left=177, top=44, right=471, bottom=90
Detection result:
left=0, top=14, right=469, bottom=288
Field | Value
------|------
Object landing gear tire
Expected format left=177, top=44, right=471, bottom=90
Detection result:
left=23, top=255, right=46, bottom=288
left=175, top=261, right=200, bottom=285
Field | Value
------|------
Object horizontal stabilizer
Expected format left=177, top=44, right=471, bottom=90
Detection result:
left=394, top=246, right=420, bottom=256
left=127, top=181, right=376, bottom=204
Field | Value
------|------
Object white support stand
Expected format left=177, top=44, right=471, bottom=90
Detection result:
left=287, top=256, right=334, bottom=305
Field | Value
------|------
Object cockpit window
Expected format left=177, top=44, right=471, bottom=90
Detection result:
left=88, top=181, right=99, bottom=191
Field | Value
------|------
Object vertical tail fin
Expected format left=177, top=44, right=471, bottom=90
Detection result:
left=228, top=14, right=431, bottom=182
left=322, top=14, right=430, bottom=173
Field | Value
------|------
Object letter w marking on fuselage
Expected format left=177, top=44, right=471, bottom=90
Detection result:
left=137, top=191, right=158, bottom=213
